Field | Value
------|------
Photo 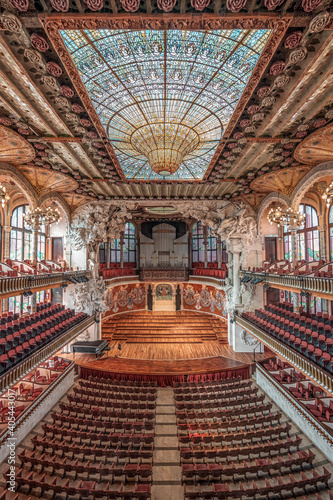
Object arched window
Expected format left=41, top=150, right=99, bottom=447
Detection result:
left=207, top=227, right=218, bottom=263
left=283, top=204, right=320, bottom=262
left=109, top=222, right=136, bottom=263
left=329, top=205, right=333, bottom=261
left=123, top=222, right=136, bottom=263
left=192, top=223, right=205, bottom=263
left=10, top=204, right=46, bottom=261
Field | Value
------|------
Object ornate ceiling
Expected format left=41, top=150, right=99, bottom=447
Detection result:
left=0, top=0, right=332, bottom=208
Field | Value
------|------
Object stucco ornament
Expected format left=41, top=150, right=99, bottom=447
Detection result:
left=70, top=277, right=108, bottom=316
left=67, top=201, right=135, bottom=277
left=241, top=330, right=260, bottom=347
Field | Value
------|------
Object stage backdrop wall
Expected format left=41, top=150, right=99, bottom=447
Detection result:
left=183, top=283, right=226, bottom=319
left=104, top=283, right=146, bottom=318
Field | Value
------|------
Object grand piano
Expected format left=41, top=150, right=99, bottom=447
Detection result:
left=71, top=340, right=110, bottom=358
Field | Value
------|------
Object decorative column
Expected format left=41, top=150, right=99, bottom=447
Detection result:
left=31, top=291, right=37, bottom=313
left=203, top=226, right=208, bottom=269
left=233, top=249, right=241, bottom=306
left=217, top=236, right=222, bottom=269
left=120, top=231, right=124, bottom=269
left=106, top=238, right=110, bottom=269
left=227, top=251, right=233, bottom=284
left=136, top=233, right=140, bottom=270
left=32, top=228, right=38, bottom=270
left=318, top=224, right=327, bottom=261
left=292, top=292, right=299, bottom=313
left=3, top=226, right=12, bottom=261
left=188, top=227, right=193, bottom=269
left=290, top=228, right=298, bottom=270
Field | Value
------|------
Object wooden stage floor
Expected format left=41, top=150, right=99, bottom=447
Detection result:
left=61, top=341, right=271, bottom=377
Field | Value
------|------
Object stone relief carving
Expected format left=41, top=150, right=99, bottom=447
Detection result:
left=70, top=276, right=108, bottom=317
left=241, top=330, right=260, bottom=347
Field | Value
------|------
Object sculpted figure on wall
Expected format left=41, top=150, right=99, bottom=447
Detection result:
left=70, top=276, right=108, bottom=317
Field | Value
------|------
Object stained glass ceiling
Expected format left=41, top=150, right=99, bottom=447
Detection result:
left=61, top=29, right=271, bottom=181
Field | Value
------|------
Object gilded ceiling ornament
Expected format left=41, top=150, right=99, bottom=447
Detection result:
left=240, top=119, right=251, bottom=128
left=0, top=117, right=12, bottom=126
left=252, top=112, right=265, bottom=122
left=314, top=118, right=326, bottom=128
left=297, top=123, right=309, bottom=131
left=264, top=0, right=284, bottom=10
left=47, top=61, right=63, bottom=77
left=244, top=126, right=255, bottom=134
left=226, top=0, right=247, bottom=12
left=119, top=0, right=140, bottom=11
left=325, top=109, right=333, bottom=120
left=157, top=0, right=177, bottom=12
left=30, top=33, right=49, bottom=52
left=287, top=46, right=307, bottom=65
left=261, top=96, right=275, bottom=107
left=257, top=86, right=270, bottom=98
left=270, top=60, right=286, bottom=76
left=248, top=105, right=259, bottom=115
left=191, top=0, right=211, bottom=10
left=41, top=75, right=59, bottom=92
left=83, top=0, right=104, bottom=10
left=54, top=96, right=71, bottom=110
left=284, top=31, right=303, bottom=49
left=24, top=48, right=44, bottom=66
left=72, top=103, right=84, bottom=114
left=1, top=12, right=22, bottom=33
left=80, top=119, right=91, bottom=128
left=8, top=0, right=28, bottom=11
left=296, top=131, right=307, bottom=138
left=273, top=73, right=290, bottom=88
left=302, top=0, right=323, bottom=12
left=50, top=0, right=69, bottom=11
left=233, top=132, right=243, bottom=139
left=60, top=86, right=74, bottom=98
left=308, top=11, right=330, bottom=33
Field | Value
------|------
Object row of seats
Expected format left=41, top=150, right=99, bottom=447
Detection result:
left=174, top=377, right=332, bottom=500
left=242, top=304, right=333, bottom=375
left=262, top=357, right=333, bottom=427
left=3, top=376, right=156, bottom=499
left=0, top=304, right=88, bottom=375
left=100, top=263, right=136, bottom=269
left=193, top=263, right=227, bottom=269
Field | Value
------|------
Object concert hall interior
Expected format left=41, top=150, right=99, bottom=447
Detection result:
left=0, top=0, right=333, bottom=498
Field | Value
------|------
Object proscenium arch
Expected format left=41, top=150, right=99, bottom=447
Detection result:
left=256, top=192, right=291, bottom=234
left=38, top=192, right=71, bottom=226
left=0, top=163, right=38, bottom=208
left=291, top=162, right=333, bottom=211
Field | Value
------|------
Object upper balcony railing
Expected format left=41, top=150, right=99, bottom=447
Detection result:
left=0, top=270, right=90, bottom=298
left=239, top=270, right=333, bottom=298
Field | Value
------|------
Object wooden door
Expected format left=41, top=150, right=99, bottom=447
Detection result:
left=52, top=237, right=63, bottom=261
left=265, top=237, right=277, bottom=263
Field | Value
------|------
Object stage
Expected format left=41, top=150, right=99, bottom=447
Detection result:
left=61, top=342, right=272, bottom=386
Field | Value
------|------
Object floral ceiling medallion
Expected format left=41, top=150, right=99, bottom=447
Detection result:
left=60, top=28, right=271, bottom=180
left=294, top=123, right=333, bottom=165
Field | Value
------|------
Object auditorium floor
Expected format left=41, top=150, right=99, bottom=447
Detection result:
left=1, top=379, right=332, bottom=500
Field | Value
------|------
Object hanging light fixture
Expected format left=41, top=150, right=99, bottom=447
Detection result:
left=322, top=181, right=333, bottom=207
left=24, top=206, right=61, bottom=230
left=268, top=206, right=305, bottom=229
left=0, top=183, right=10, bottom=207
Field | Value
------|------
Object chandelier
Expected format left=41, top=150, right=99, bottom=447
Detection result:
left=24, top=206, right=61, bottom=230
left=0, top=183, right=10, bottom=207
left=131, top=123, right=200, bottom=176
left=322, top=181, right=333, bottom=207
left=268, top=206, right=305, bottom=229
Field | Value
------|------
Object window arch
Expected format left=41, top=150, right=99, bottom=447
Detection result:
left=283, top=204, right=320, bottom=262
left=10, top=204, right=46, bottom=261
left=192, top=223, right=205, bottom=263
left=192, top=223, right=226, bottom=264
left=107, top=222, right=136, bottom=264
left=329, top=205, right=333, bottom=261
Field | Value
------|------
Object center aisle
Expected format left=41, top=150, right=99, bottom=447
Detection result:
left=152, top=387, right=183, bottom=500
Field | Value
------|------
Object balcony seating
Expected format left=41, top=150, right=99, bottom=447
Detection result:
left=242, top=303, right=333, bottom=376
left=193, top=269, right=226, bottom=278
left=4, top=377, right=156, bottom=499
left=175, top=377, right=332, bottom=499
left=0, top=303, right=88, bottom=376
left=260, top=356, right=333, bottom=432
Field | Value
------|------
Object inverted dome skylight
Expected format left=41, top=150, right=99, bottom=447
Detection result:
left=61, top=29, right=271, bottom=180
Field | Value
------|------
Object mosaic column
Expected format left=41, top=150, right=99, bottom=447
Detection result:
left=319, top=224, right=327, bottom=261
left=136, top=234, right=140, bottom=270
left=188, top=228, right=193, bottom=269
left=290, top=228, right=298, bottom=269
left=32, top=229, right=38, bottom=269
left=203, top=227, right=208, bottom=269
left=3, top=226, right=11, bottom=261
left=120, top=231, right=124, bottom=269
left=292, top=292, right=299, bottom=314
left=217, top=236, right=222, bottom=269
left=106, top=238, right=110, bottom=269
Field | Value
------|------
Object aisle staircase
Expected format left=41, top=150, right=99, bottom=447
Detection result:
left=102, top=311, right=228, bottom=344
